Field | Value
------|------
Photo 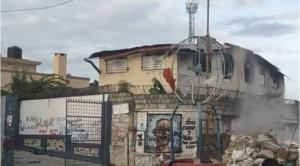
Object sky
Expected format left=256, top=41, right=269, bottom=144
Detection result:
left=1, top=0, right=299, bottom=100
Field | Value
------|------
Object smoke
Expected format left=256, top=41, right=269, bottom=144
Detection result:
left=231, top=95, right=299, bottom=143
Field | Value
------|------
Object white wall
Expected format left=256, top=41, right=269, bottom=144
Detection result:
left=19, top=94, right=107, bottom=135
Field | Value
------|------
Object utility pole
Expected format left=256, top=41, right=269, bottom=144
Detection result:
left=205, top=0, right=211, bottom=97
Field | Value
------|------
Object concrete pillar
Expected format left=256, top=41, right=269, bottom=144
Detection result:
left=1, top=96, right=18, bottom=166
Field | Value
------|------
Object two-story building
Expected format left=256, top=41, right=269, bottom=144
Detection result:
left=89, top=42, right=285, bottom=98
left=1, top=46, right=90, bottom=89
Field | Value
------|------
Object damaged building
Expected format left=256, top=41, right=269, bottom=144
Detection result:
left=90, top=42, right=285, bottom=98
left=85, top=42, right=298, bottom=165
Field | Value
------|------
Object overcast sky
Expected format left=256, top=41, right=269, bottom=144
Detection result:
left=1, top=0, right=299, bottom=100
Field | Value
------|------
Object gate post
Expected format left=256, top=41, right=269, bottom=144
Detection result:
left=102, top=100, right=112, bottom=165
left=1, top=96, right=18, bottom=166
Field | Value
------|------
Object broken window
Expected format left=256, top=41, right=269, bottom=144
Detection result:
left=142, top=54, right=165, bottom=70
left=270, top=72, right=279, bottom=89
left=222, top=54, right=234, bottom=79
left=244, top=65, right=252, bottom=83
left=106, top=58, right=127, bottom=73
left=259, top=68, right=265, bottom=86
left=270, top=77, right=279, bottom=89
left=195, top=54, right=211, bottom=73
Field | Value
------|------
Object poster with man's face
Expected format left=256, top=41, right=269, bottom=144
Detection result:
left=145, top=114, right=181, bottom=153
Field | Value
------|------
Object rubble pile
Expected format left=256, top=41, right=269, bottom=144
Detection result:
left=222, top=134, right=299, bottom=166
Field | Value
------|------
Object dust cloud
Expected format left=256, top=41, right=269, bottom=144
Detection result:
left=231, top=95, right=299, bottom=143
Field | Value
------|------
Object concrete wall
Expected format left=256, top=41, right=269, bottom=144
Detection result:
left=66, top=77, right=90, bottom=88
left=107, top=93, right=237, bottom=166
left=106, top=93, right=134, bottom=166
left=99, top=53, right=177, bottom=87
left=229, top=45, right=284, bottom=97
left=17, top=91, right=297, bottom=166
left=19, top=94, right=106, bottom=135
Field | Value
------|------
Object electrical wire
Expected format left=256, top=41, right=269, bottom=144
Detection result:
left=1, top=0, right=76, bottom=13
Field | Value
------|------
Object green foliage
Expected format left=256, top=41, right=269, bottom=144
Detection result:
left=149, top=78, right=166, bottom=94
left=1, top=89, right=12, bottom=96
left=117, top=80, right=131, bottom=93
left=3, top=69, right=71, bottom=97
left=90, top=80, right=99, bottom=87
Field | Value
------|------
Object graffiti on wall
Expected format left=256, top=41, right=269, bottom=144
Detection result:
left=19, top=116, right=66, bottom=135
left=67, top=117, right=101, bottom=143
left=74, top=147, right=99, bottom=157
left=20, top=116, right=101, bottom=144
left=181, top=115, right=197, bottom=151
left=111, top=121, right=126, bottom=145
left=145, top=114, right=182, bottom=153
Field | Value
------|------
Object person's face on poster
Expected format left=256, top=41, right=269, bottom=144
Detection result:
left=152, top=119, right=171, bottom=152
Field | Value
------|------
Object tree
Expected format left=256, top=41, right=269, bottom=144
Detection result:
left=2, top=70, right=72, bottom=97
left=90, top=80, right=99, bottom=87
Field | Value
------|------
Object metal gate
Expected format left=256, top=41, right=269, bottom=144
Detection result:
left=65, top=97, right=112, bottom=166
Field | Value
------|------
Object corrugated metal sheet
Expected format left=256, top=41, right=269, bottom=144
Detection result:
left=142, top=55, right=165, bottom=70
left=107, top=59, right=127, bottom=73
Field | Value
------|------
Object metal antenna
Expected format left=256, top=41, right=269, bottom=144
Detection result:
left=206, top=0, right=210, bottom=37
left=186, top=0, right=199, bottom=41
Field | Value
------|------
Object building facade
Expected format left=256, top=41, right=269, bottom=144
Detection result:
left=90, top=42, right=285, bottom=98
left=1, top=49, right=90, bottom=89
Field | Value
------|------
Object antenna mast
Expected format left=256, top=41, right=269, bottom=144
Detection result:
left=186, top=0, right=199, bottom=40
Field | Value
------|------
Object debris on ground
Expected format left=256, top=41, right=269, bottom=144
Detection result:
left=223, top=133, right=299, bottom=166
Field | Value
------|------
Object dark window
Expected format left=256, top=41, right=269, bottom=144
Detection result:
left=194, top=55, right=211, bottom=73
left=222, top=62, right=231, bottom=79
left=259, top=68, right=265, bottom=86
left=270, top=78, right=279, bottom=89
left=245, top=65, right=252, bottom=83
left=270, top=72, right=280, bottom=89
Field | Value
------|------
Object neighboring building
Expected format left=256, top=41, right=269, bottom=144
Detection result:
left=90, top=42, right=285, bottom=98
left=1, top=46, right=90, bottom=89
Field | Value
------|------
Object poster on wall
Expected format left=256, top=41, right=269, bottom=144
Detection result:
left=136, top=131, right=145, bottom=153
left=7, top=115, right=12, bottom=123
left=137, top=113, right=147, bottom=131
left=181, top=115, right=197, bottom=151
left=145, top=114, right=182, bottom=153
left=113, top=103, right=129, bottom=115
